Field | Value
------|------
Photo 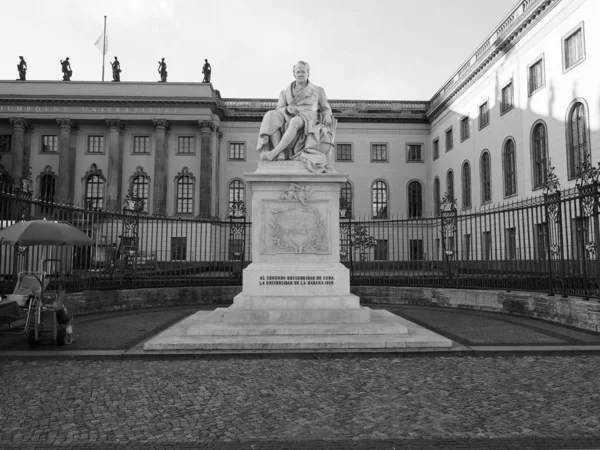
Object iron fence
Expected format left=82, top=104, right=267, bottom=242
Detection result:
left=1, top=182, right=600, bottom=299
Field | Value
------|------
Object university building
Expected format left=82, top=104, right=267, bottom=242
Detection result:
left=0, top=0, right=597, bottom=224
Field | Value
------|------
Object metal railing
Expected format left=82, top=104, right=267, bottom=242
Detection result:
left=1, top=182, right=599, bottom=299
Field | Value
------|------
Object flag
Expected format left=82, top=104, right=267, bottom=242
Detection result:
left=94, top=30, right=108, bottom=55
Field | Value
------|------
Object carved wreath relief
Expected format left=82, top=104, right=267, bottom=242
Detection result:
left=261, top=183, right=330, bottom=254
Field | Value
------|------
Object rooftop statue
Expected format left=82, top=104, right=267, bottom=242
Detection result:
left=17, top=56, right=27, bottom=81
left=158, top=58, right=167, bottom=82
left=202, top=59, right=211, bottom=83
left=257, top=61, right=336, bottom=173
left=60, top=57, right=72, bottom=81
left=110, top=56, right=121, bottom=82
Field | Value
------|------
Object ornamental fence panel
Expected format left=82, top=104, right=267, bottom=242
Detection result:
left=1, top=184, right=599, bottom=299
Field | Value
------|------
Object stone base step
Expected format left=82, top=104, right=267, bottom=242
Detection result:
left=221, top=307, right=370, bottom=324
left=232, top=294, right=361, bottom=310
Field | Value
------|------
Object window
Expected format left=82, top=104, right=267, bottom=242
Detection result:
left=407, top=181, right=422, bottom=218
left=176, top=174, right=194, bottom=214
left=482, top=231, right=492, bottom=260
left=409, top=240, right=424, bottom=261
left=462, top=162, right=471, bottom=209
left=374, top=239, right=388, bottom=261
left=171, top=237, right=187, bottom=261
left=463, top=234, right=471, bottom=261
left=42, top=135, right=58, bottom=153
left=503, top=139, right=516, bottom=197
left=372, top=180, right=388, bottom=219
left=406, top=144, right=422, bottom=162
left=228, top=180, right=245, bottom=217
left=505, top=227, right=517, bottom=260
left=446, top=170, right=454, bottom=202
left=0, top=135, right=11, bottom=153
left=567, top=102, right=589, bottom=179
left=39, top=174, right=55, bottom=214
left=371, top=144, right=388, bottom=162
left=532, top=122, right=548, bottom=189
left=528, top=57, right=545, bottom=95
left=445, top=127, right=453, bottom=151
left=229, top=142, right=245, bottom=160
left=535, top=223, right=548, bottom=260
left=131, top=174, right=149, bottom=212
left=460, top=116, right=470, bottom=141
left=85, top=175, right=104, bottom=210
left=481, top=151, right=491, bottom=203
left=433, top=138, right=439, bottom=160
left=563, top=25, right=585, bottom=71
left=501, top=82, right=514, bottom=114
left=573, top=217, right=590, bottom=261
left=336, top=143, right=352, bottom=162
left=133, top=136, right=150, bottom=154
left=339, top=181, right=352, bottom=217
left=433, top=177, right=441, bottom=216
left=87, top=135, right=104, bottom=154
left=177, top=136, right=195, bottom=155
left=479, top=101, right=489, bottom=129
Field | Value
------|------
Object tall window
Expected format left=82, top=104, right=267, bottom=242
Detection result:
left=40, top=174, right=56, bottom=204
left=433, top=138, right=439, bottom=160
left=229, top=142, right=245, bottom=160
left=177, top=136, right=195, bottom=155
left=460, top=116, right=470, bottom=141
left=42, top=135, right=58, bottom=153
left=371, top=144, right=388, bottom=162
left=407, top=144, right=422, bottom=162
left=479, top=101, right=489, bottom=129
left=374, top=240, right=388, bottom=261
left=446, top=170, right=454, bottom=203
left=532, top=122, right=548, bottom=189
left=505, top=227, right=517, bottom=260
left=85, top=175, right=104, bottom=210
left=372, top=180, right=388, bottom=219
left=0, top=135, right=12, bottom=153
left=409, top=240, right=424, bottom=260
left=228, top=180, right=245, bottom=217
left=407, top=181, right=422, bottom=218
left=567, top=102, right=589, bottom=179
left=133, top=136, right=150, bottom=154
left=339, top=181, right=352, bottom=217
left=336, top=143, right=352, bottom=162
left=462, top=162, right=471, bottom=209
left=463, top=234, right=471, bottom=261
left=445, top=127, right=453, bottom=151
left=563, top=26, right=584, bottom=71
left=481, top=151, right=491, bottom=203
left=171, top=237, right=187, bottom=261
left=501, top=82, right=514, bottom=114
left=528, top=58, right=545, bottom=95
left=433, top=177, right=441, bottom=216
left=536, top=223, right=548, bottom=260
left=131, top=174, right=149, bottom=212
left=482, top=231, right=492, bottom=260
left=176, top=174, right=194, bottom=214
left=503, top=139, right=516, bottom=197
left=87, top=136, right=104, bottom=154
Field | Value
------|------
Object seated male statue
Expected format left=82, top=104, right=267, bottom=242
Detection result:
left=257, top=61, right=336, bottom=172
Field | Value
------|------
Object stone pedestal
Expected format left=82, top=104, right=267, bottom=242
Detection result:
left=144, top=161, right=452, bottom=352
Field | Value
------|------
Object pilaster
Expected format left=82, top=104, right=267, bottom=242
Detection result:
left=198, top=120, right=216, bottom=217
left=215, top=127, right=223, bottom=217
left=56, top=118, right=74, bottom=202
left=152, top=119, right=169, bottom=215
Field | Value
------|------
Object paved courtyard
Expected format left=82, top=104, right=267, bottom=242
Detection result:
left=2, top=356, right=600, bottom=449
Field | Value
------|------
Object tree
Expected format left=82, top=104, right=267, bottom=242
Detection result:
left=351, top=225, right=376, bottom=261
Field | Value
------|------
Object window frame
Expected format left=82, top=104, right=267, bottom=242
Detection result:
left=335, top=143, right=353, bottom=162
left=445, top=127, right=453, bottom=152
left=502, top=137, right=517, bottom=198
left=228, top=141, right=246, bottom=161
left=0, top=134, right=12, bottom=153
left=339, top=180, right=353, bottom=218
left=130, top=173, right=150, bottom=213
left=175, top=173, right=195, bottom=215
left=562, top=22, right=585, bottom=73
left=371, top=179, right=388, bottom=219
left=531, top=121, right=548, bottom=191
left=86, top=134, right=106, bottom=155
left=177, top=135, right=196, bottom=156
left=500, top=80, right=514, bottom=115
left=370, top=143, right=389, bottom=163
left=527, top=54, right=545, bottom=97
left=479, top=100, right=490, bottom=130
left=406, top=143, right=423, bottom=163
left=407, top=180, right=423, bottom=218
left=170, top=236, right=187, bottom=261
left=461, top=161, right=471, bottom=210
left=480, top=150, right=492, bottom=204
left=460, top=116, right=470, bottom=142
left=228, top=179, right=246, bottom=217
left=84, top=174, right=105, bottom=211
left=566, top=100, right=590, bottom=180
left=433, top=177, right=441, bottom=216
left=41, top=135, right=58, bottom=154
left=132, top=135, right=151, bottom=155
left=432, top=138, right=439, bottom=161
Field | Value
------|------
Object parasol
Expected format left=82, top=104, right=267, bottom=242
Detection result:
left=0, top=220, right=94, bottom=246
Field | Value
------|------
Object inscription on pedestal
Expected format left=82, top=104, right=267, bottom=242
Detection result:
left=261, top=200, right=330, bottom=254
left=259, top=275, right=336, bottom=286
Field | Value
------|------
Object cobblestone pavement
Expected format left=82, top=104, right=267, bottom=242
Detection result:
left=2, top=356, right=600, bottom=449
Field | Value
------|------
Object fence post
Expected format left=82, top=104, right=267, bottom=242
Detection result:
left=440, top=204, right=457, bottom=287
left=577, top=182, right=600, bottom=299
left=543, top=191, right=566, bottom=297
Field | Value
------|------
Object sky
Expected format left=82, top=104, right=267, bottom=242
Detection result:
left=2, top=0, right=518, bottom=101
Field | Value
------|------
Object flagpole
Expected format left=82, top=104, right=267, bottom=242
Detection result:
left=101, top=16, right=107, bottom=81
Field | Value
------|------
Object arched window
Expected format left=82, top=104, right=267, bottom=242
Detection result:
left=480, top=151, right=491, bottom=203
left=339, top=181, right=352, bottom=218
left=503, top=139, right=516, bottom=197
left=40, top=175, right=55, bottom=203
left=434, top=177, right=440, bottom=216
left=407, top=181, right=422, bottom=218
left=85, top=175, right=104, bottom=210
left=567, top=101, right=589, bottom=178
left=446, top=170, right=454, bottom=203
left=131, top=174, right=150, bottom=213
left=532, top=122, right=548, bottom=189
left=462, top=162, right=471, bottom=209
left=175, top=172, right=194, bottom=214
left=372, top=180, right=388, bottom=219
left=229, top=179, right=245, bottom=217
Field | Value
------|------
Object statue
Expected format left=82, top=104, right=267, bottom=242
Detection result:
left=110, top=56, right=121, bottom=82
left=16, top=56, right=27, bottom=81
left=158, top=58, right=167, bottom=82
left=257, top=61, right=336, bottom=173
left=60, top=57, right=72, bottom=81
left=202, top=59, right=211, bottom=83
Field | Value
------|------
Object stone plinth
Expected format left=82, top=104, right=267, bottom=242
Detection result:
left=143, top=161, right=452, bottom=352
